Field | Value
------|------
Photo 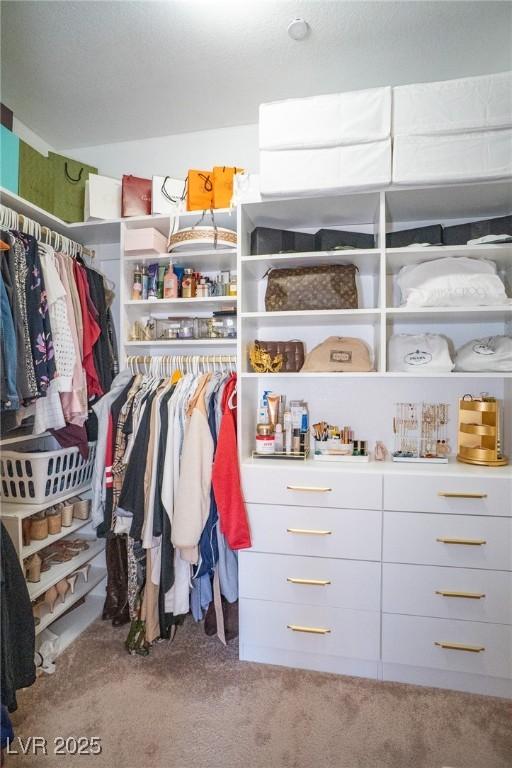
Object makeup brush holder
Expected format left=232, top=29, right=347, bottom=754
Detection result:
left=457, top=395, right=508, bottom=467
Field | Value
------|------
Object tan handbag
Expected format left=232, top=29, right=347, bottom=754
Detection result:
left=250, top=340, right=305, bottom=372
left=302, top=337, right=373, bottom=372
left=265, top=264, right=358, bottom=312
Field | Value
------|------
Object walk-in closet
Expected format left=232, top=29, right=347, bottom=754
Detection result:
left=1, top=2, right=511, bottom=767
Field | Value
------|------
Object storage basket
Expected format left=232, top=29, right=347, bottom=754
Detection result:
left=0, top=438, right=96, bottom=504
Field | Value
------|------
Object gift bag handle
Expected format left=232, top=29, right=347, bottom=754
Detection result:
left=161, top=176, right=187, bottom=204
left=65, top=162, right=84, bottom=184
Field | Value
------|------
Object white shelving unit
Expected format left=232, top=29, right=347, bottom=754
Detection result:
left=120, top=208, right=238, bottom=360
left=237, top=179, right=512, bottom=463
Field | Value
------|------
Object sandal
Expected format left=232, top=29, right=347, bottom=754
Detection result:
left=56, top=538, right=90, bottom=552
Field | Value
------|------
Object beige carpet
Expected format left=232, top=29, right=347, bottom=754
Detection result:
left=10, top=617, right=512, bottom=768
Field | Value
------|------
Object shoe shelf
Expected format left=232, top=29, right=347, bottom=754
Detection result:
left=28, top=536, right=104, bottom=602
left=35, top=565, right=106, bottom=636
left=0, top=430, right=50, bottom=448
left=45, top=594, right=104, bottom=655
left=21, top=517, right=91, bottom=560
left=1, top=486, right=92, bottom=522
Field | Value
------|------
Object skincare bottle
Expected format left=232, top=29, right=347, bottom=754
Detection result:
left=163, top=261, right=178, bottom=299
left=284, top=411, right=292, bottom=454
left=132, top=265, right=142, bottom=300
left=292, top=428, right=301, bottom=454
left=141, top=264, right=149, bottom=300
left=274, top=423, right=284, bottom=453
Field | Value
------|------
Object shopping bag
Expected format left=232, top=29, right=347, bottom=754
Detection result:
left=84, top=174, right=122, bottom=220
left=49, top=152, right=98, bottom=222
left=19, top=141, right=53, bottom=212
left=122, top=174, right=152, bottom=217
left=151, top=175, right=187, bottom=215
left=232, top=171, right=260, bottom=205
left=187, top=169, right=214, bottom=211
left=213, top=166, right=243, bottom=208
left=0, top=125, right=19, bottom=194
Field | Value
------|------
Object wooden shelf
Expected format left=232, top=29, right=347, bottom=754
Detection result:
left=22, top=517, right=91, bottom=559
left=27, top=536, right=104, bottom=601
left=0, top=430, right=49, bottom=448
left=240, top=371, right=511, bottom=379
left=48, top=594, right=104, bottom=655
left=125, top=296, right=237, bottom=309
left=123, top=248, right=236, bottom=269
left=35, top=566, right=106, bottom=635
left=241, top=309, right=381, bottom=327
left=241, top=249, right=379, bottom=276
left=124, top=339, right=237, bottom=347
left=386, top=305, right=512, bottom=323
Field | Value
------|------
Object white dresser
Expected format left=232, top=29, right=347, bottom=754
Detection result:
left=239, top=460, right=512, bottom=698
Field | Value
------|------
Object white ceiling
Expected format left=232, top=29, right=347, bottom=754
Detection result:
left=2, top=0, right=511, bottom=149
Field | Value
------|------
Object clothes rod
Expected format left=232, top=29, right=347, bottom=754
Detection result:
left=0, top=203, right=94, bottom=259
left=129, top=355, right=236, bottom=363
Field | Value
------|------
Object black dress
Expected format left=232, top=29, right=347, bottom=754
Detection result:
left=0, top=523, right=36, bottom=711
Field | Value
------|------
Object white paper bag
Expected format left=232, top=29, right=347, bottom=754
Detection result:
left=151, top=175, right=186, bottom=215
left=231, top=172, right=261, bottom=205
left=84, top=174, right=122, bottom=220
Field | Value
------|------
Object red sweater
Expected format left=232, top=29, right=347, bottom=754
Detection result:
left=212, top=375, right=251, bottom=550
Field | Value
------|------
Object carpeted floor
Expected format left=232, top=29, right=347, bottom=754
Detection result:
left=9, top=617, right=512, bottom=768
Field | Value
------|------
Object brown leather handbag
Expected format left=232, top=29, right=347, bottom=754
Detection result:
left=264, top=264, right=358, bottom=312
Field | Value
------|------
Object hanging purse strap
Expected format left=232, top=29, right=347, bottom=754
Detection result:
left=65, top=162, right=84, bottom=184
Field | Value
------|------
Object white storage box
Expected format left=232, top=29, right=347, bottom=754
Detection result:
left=124, top=227, right=168, bottom=254
left=0, top=437, right=96, bottom=504
left=260, top=139, right=391, bottom=197
left=259, top=87, right=391, bottom=150
left=393, top=129, right=512, bottom=185
left=393, top=71, right=512, bottom=136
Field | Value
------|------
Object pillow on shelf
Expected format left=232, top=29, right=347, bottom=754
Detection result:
left=388, top=333, right=454, bottom=372
left=397, top=257, right=510, bottom=307
left=454, top=336, right=512, bottom=372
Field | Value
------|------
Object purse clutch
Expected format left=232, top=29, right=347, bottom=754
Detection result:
left=265, top=264, right=358, bottom=312
left=250, top=340, right=305, bottom=372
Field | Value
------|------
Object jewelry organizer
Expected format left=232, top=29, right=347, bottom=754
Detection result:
left=457, top=394, right=508, bottom=466
left=392, top=402, right=450, bottom=463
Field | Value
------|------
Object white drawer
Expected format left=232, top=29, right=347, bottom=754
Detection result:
left=240, top=598, right=380, bottom=661
left=382, top=613, right=512, bottom=679
left=239, top=551, right=380, bottom=611
left=383, top=563, right=512, bottom=624
left=383, top=511, right=512, bottom=571
left=247, top=504, right=382, bottom=561
left=384, top=474, right=512, bottom=517
left=242, top=464, right=382, bottom=510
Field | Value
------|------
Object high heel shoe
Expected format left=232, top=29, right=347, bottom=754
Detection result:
left=67, top=573, right=79, bottom=594
left=24, top=553, right=42, bottom=583
left=32, top=597, right=47, bottom=623
left=70, top=563, right=91, bottom=584
left=22, top=518, right=32, bottom=547
left=56, top=578, right=69, bottom=604
left=29, top=511, right=48, bottom=541
left=44, top=585, right=58, bottom=613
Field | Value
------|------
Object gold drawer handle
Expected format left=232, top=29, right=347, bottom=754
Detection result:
left=287, top=528, right=333, bottom=536
left=436, top=590, right=486, bottom=600
left=438, top=492, right=487, bottom=499
left=436, top=537, right=486, bottom=546
left=287, top=577, right=331, bottom=586
left=435, top=641, right=485, bottom=653
left=287, top=624, right=331, bottom=635
left=287, top=485, right=332, bottom=493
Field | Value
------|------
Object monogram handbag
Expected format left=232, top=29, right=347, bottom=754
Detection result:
left=49, top=152, right=98, bottom=222
left=122, top=174, right=152, bottom=217
left=264, top=264, right=358, bottom=312
left=250, top=340, right=305, bottom=372
left=187, top=169, right=214, bottom=211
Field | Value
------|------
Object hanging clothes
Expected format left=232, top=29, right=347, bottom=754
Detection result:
left=91, top=363, right=250, bottom=654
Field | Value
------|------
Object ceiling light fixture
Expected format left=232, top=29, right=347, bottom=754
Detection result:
left=287, top=17, right=309, bottom=41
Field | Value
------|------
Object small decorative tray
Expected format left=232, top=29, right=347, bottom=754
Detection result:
left=252, top=450, right=310, bottom=461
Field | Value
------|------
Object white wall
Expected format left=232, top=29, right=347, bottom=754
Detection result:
left=63, top=123, right=259, bottom=180
left=13, top=117, right=54, bottom=156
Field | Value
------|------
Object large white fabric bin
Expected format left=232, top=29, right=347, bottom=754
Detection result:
left=259, top=87, right=391, bottom=151
left=393, top=72, right=512, bottom=136
left=260, top=139, right=391, bottom=197
left=393, top=129, right=512, bottom=185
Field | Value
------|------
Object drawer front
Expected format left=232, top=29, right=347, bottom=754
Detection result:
left=384, top=474, right=512, bottom=517
left=383, top=563, right=512, bottom=624
left=242, top=464, right=382, bottom=510
left=383, top=511, right=512, bottom=571
left=247, top=504, right=382, bottom=561
left=240, top=598, right=380, bottom=661
left=239, top=551, right=380, bottom=611
left=382, top=613, right=512, bottom=679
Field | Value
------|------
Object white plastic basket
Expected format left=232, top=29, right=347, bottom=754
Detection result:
left=0, top=437, right=96, bottom=505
